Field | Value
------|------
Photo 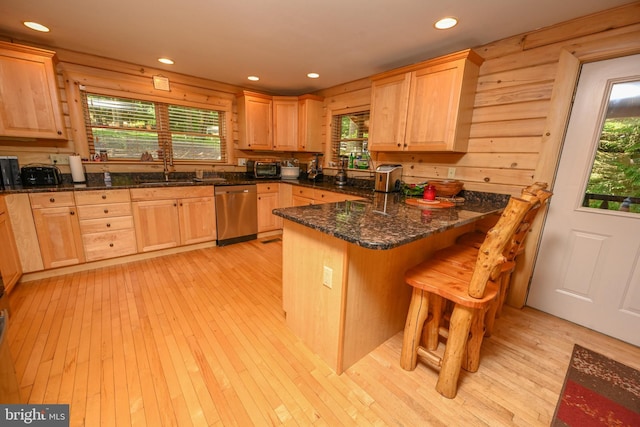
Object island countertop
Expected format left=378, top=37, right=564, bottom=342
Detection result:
left=273, top=191, right=509, bottom=250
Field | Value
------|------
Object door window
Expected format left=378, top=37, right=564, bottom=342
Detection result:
left=583, top=80, right=640, bottom=214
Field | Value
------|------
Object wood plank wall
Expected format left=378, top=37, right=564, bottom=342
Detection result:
left=315, top=2, right=640, bottom=308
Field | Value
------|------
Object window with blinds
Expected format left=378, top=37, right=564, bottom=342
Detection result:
left=83, top=92, right=227, bottom=162
left=331, top=110, right=370, bottom=167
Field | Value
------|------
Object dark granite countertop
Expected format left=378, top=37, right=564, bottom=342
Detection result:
left=273, top=191, right=508, bottom=250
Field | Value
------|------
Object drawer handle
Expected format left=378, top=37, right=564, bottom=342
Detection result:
left=102, top=195, right=107, bottom=199
left=106, top=223, right=111, bottom=228
left=104, top=209, right=109, bottom=214
left=109, top=243, right=114, bottom=247
left=50, top=197, right=55, bottom=203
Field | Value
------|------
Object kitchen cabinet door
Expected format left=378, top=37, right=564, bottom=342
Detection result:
left=272, top=97, right=299, bottom=151
left=132, top=199, right=181, bottom=252
left=237, top=91, right=273, bottom=150
left=257, top=184, right=282, bottom=232
left=177, top=196, right=216, bottom=245
left=0, top=41, right=67, bottom=139
left=32, top=206, right=85, bottom=269
left=0, top=198, right=22, bottom=292
left=368, top=72, right=411, bottom=151
left=298, top=95, right=324, bottom=152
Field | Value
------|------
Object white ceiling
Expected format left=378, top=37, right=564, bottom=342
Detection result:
left=0, top=1, right=633, bottom=95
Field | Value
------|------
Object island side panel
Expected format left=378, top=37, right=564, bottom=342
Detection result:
left=341, top=223, right=475, bottom=372
left=282, top=220, right=348, bottom=372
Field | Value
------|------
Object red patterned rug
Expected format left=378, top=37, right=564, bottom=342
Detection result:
left=552, top=344, right=640, bottom=426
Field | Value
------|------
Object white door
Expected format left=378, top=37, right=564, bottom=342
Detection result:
left=527, top=54, right=640, bottom=346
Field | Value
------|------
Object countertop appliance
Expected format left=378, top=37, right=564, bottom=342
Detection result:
left=21, top=165, right=62, bottom=186
left=375, top=164, right=403, bottom=192
left=0, top=277, right=21, bottom=403
left=246, top=159, right=281, bottom=178
left=335, top=156, right=348, bottom=186
left=215, top=184, right=258, bottom=246
left=0, top=156, right=22, bottom=190
left=308, top=153, right=324, bottom=182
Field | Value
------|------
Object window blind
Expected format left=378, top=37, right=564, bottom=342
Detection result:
left=330, top=110, right=370, bottom=164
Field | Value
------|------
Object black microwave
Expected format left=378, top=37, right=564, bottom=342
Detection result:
left=246, top=160, right=281, bottom=178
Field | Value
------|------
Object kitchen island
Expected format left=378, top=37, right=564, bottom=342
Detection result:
left=273, top=192, right=507, bottom=373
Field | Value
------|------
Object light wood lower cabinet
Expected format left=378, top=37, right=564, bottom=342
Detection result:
left=131, top=186, right=215, bottom=252
left=257, top=183, right=282, bottom=232
left=29, top=192, right=85, bottom=269
left=0, top=196, right=22, bottom=292
left=75, top=189, right=137, bottom=262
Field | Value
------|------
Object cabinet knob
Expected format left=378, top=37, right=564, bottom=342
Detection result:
left=174, top=203, right=177, bottom=207
left=104, top=209, right=109, bottom=214
left=106, top=223, right=111, bottom=227
left=258, top=197, right=261, bottom=200
left=102, top=195, right=107, bottom=199
left=49, top=197, right=55, bottom=203
left=109, top=243, right=114, bottom=247
left=70, top=211, right=75, bottom=215
left=57, top=130, right=63, bottom=135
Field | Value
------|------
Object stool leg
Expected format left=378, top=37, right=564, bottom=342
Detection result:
left=423, top=295, right=442, bottom=350
left=436, top=304, right=473, bottom=398
left=464, top=308, right=484, bottom=372
left=400, top=287, right=430, bottom=371
left=484, top=296, right=499, bottom=337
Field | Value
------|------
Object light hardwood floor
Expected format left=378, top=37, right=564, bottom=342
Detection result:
left=7, top=238, right=640, bottom=426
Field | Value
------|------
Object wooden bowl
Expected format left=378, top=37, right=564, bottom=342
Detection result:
left=427, top=180, right=464, bottom=197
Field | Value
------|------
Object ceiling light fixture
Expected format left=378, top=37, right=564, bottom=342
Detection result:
left=248, top=76, right=260, bottom=81
left=434, top=17, right=458, bottom=30
left=158, top=58, right=174, bottom=65
left=23, top=21, right=50, bottom=32
left=307, top=73, right=320, bottom=79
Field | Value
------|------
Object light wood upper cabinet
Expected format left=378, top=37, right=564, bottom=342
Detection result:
left=272, top=97, right=299, bottom=151
left=0, top=196, right=22, bottom=292
left=0, top=41, right=67, bottom=140
left=238, top=91, right=324, bottom=152
left=237, top=91, right=273, bottom=150
left=298, top=95, right=324, bottom=153
left=29, top=192, right=85, bottom=269
left=368, top=49, right=483, bottom=153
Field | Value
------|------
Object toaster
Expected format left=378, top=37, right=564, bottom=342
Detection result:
left=21, top=165, right=63, bottom=186
left=375, top=164, right=403, bottom=192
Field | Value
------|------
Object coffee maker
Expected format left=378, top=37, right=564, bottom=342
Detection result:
left=308, top=153, right=324, bottom=182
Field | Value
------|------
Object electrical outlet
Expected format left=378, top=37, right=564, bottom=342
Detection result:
left=447, top=167, right=456, bottom=179
left=50, top=154, right=70, bottom=165
left=237, top=158, right=247, bottom=166
left=322, top=266, right=333, bottom=288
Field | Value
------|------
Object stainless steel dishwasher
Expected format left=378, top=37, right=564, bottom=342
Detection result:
left=215, top=184, right=258, bottom=246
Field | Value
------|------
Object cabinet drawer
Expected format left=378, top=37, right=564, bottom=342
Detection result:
left=82, top=229, right=137, bottom=261
left=292, top=186, right=314, bottom=199
left=80, top=216, right=134, bottom=234
left=76, top=202, right=132, bottom=219
left=257, top=183, right=279, bottom=193
left=75, top=189, right=130, bottom=205
left=29, top=192, right=75, bottom=208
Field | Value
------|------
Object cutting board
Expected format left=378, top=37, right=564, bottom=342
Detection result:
left=405, top=198, right=455, bottom=209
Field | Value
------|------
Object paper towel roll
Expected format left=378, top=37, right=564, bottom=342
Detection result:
left=69, top=155, right=86, bottom=183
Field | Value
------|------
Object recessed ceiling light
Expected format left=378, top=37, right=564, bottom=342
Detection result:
left=158, top=58, right=174, bottom=65
left=23, top=21, right=50, bottom=32
left=434, top=17, right=458, bottom=30
left=307, top=73, right=320, bottom=79
left=248, top=76, right=260, bottom=81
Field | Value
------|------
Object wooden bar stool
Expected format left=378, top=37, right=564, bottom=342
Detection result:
left=456, top=184, right=552, bottom=330
left=400, top=196, right=533, bottom=398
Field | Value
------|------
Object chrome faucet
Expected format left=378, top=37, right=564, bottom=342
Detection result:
left=162, top=149, right=174, bottom=181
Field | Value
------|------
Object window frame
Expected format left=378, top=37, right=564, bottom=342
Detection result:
left=82, top=90, right=228, bottom=163
left=330, top=107, right=370, bottom=169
